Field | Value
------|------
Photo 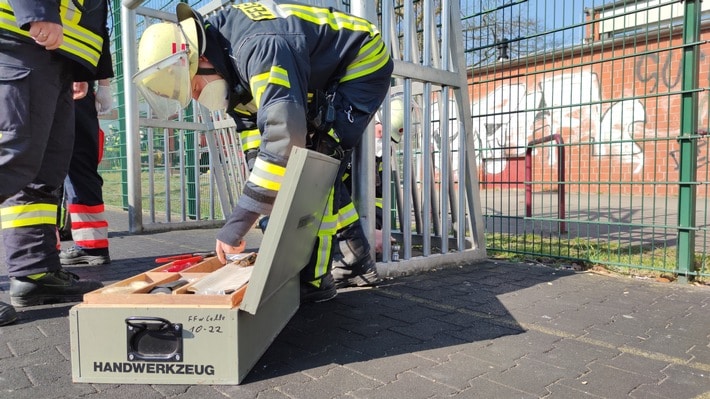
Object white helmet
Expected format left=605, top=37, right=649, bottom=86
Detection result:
left=375, top=94, right=408, bottom=143
left=133, top=4, right=206, bottom=119
left=389, top=95, right=405, bottom=143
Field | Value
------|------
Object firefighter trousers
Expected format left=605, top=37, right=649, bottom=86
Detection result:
left=0, top=34, right=75, bottom=277
left=299, top=57, right=393, bottom=286
left=63, top=87, right=109, bottom=250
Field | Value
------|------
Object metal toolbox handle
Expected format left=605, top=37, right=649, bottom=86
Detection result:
left=125, top=317, right=183, bottom=362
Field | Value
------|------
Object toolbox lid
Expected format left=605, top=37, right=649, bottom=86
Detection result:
left=240, top=147, right=339, bottom=314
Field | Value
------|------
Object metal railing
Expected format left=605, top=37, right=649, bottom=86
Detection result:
left=525, top=134, right=566, bottom=234
left=110, top=0, right=487, bottom=275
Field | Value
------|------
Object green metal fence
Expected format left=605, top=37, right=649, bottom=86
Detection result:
left=102, top=0, right=709, bottom=281
left=102, top=0, right=230, bottom=226
left=465, top=0, right=709, bottom=282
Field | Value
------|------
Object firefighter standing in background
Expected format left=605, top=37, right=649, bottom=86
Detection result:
left=0, top=0, right=112, bottom=326
left=59, top=78, right=114, bottom=266
left=339, top=95, right=405, bottom=264
left=134, top=1, right=393, bottom=302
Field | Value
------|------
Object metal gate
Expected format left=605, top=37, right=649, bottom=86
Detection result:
left=109, top=0, right=487, bottom=274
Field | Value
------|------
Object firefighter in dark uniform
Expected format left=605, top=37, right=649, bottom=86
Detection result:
left=59, top=78, right=113, bottom=266
left=134, top=1, right=393, bottom=302
left=0, top=0, right=111, bottom=326
left=240, top=95, right=404, bottom=286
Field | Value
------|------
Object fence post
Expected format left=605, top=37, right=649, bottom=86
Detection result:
left=676, top=0, right=701, bottom=283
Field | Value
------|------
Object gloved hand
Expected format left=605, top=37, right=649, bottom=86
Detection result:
left=95, top=84, right=114, bottom=115
left=258, top=216, right=269, bottom=233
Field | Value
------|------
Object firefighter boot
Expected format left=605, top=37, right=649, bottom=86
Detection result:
left=0, top=302, right=18, bottom=326
left=300, top=273, right=337, bottom=303
left=10, top=269, right=104, bottom=307
left=60, top=245, right=111, bottom=266
left=331, top=221, right=382, bottom=288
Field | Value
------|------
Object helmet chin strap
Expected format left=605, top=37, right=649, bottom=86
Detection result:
left=196, top=60, right=253, bottom=110
left=196, top=67, right=218, bottom=75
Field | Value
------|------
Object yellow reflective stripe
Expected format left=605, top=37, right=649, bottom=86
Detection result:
left=313, top=188, right=336, bottom=277
left=280, top=4, right=378, bottom=35
left=240, top=129, right=261, bottom=151
left=61, top=0, right=82, bottom=23
left=59, top=0, right=102, bottom=66
left=60, top=33, right=102, bottom=66
left=317, top=188, right=338, bottom=234
left=247, top=157, right=285, bottom=191
left=325, top=128, right=340, bottom=142
left=232, top=108, right=251, bottom=117
left=319, top=214, right=338, bottom=235
left=249, top=66, right=291, bottom=106
left=0, top=0, right=103, bottom=67
left=1, top=204, right=57, bottom=229
left=313, top=234, right=332, bottom=278
left=341, top=36, right=390, bottom=83
left=336, top=201, right=358, bottom=230
left=375, top=198, right=383, bottom=208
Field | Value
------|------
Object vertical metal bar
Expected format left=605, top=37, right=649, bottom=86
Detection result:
left=421, top=0, right=433, bottom=257
left=164, top=129, right=171, bottom=222
left=111, top=0, right=128, bottom=213
left=384, top=30, right=398, bottom=263
left=121, top=4, right=143, bottom=233
left=439, top=88, right=450, bottom=254
left=400, top=0, right=413, bottom=260
left=179, top=130, right=186, bottom=221
left=677, top=0, right=700, bottom=283
left=350, top=0, right=377, bottom=262
left=421, top=86, right=433, bottom=256
left=380, top=0, right=393, bottom=263
left=148, top=128, right=155, bottom=222
left=439, top=0, right=451, bottom=254
left=451, top=0, right=484, bottom=253
left=194, top=131, right=202, bottom=221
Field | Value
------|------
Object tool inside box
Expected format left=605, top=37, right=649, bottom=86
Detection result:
left=83, top=254, right=257, bottom=307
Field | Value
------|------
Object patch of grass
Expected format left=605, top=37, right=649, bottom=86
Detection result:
left=99, top=168, right=227, bottom=220
left=485, top=233, right=709, bottom=284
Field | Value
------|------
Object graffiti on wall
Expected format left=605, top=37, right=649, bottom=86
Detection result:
left=471, top=49, right=710, bottom=177
left=471, top=70, right=646, bottom=175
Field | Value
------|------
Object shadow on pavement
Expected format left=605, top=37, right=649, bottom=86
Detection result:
left=243, top=262, right=574, bottom=383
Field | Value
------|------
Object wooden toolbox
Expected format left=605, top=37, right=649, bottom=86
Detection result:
left=81, top=254, right=257, bottom=308
left=69, top=148, right=339, bottom=385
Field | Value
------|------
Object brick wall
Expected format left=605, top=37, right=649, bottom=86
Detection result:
left=470, top=26, right=710, bottom=198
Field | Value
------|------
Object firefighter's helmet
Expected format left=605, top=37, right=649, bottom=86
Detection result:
left=375, top=94, right=408, bottom=143
left=132, top=4, right=206, bottom=119
left=389, top=96, right=405, bottom=143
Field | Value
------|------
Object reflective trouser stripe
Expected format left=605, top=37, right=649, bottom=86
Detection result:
left=336, top=201, right=358, bottom=231
left=68, top=203, right=108, bottom=249
left=0, top=203, right=57, bottom=229
left=310, top=188, right=338, bottom=283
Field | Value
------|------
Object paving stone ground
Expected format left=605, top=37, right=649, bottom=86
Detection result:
left=1, top=209, right=708, bottom=398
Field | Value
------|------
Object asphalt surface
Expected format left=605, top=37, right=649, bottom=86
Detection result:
left=1, top=209, right=709, bottom=398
